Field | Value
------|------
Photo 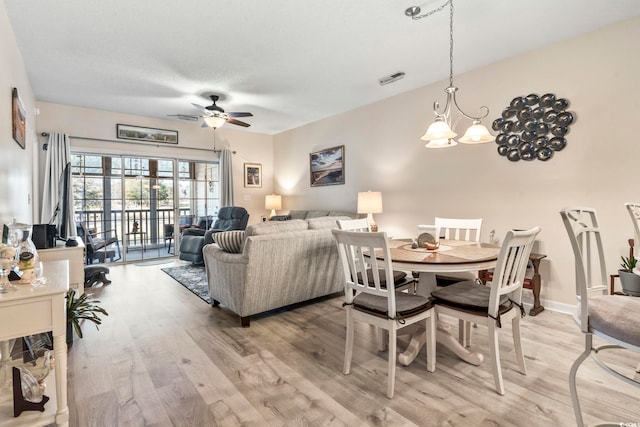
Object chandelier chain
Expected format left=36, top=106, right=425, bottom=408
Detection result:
left=407, top=0, right=451, bottom=20
left=448, top=0, right=454, bottom=88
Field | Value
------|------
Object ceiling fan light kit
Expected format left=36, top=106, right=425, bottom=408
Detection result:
left=407, top=0, right=494, bottom=149
left=203, top=116, right=227, bottom=129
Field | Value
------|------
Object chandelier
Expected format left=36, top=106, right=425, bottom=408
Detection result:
left=406, top=0, right=494, bottom=148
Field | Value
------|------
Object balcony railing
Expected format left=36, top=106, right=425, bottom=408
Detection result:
left=75, top=208, right=195, bottom=247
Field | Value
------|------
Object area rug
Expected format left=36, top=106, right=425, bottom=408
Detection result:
left=161, top=265, right=211, bottom=304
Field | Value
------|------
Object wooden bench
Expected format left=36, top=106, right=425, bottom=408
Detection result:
left=478, top=253, right=547, bottom=316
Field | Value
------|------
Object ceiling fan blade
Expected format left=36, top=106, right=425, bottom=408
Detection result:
left=167, top=114, right=199, bottom=121
left=191, top=103, right=209, bottom=112
left=226, top=118, right=251, bottom=127
left=227, top=112, right=253, bottom=118
left=201, top=121, right=210, bottom=128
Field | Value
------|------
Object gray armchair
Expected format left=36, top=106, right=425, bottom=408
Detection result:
left=179, top=207, right=249, bottom=264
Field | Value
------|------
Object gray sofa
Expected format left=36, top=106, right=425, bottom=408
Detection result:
left=202, top=216, right=354, bottom=326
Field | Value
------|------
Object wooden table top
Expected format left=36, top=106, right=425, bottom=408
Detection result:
left=383, top=239, right=500, bottom=265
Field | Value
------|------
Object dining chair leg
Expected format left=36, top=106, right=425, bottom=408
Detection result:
left=512, top=316, right=526, bottom=375
left=488, top=323, right=505, bottom=395
left=426, top=315, right=436, bottom=373
left=344, top=309, right=355, bottom=375
left=387, top=322, right=397, bottom=399
left=569, top=334, right=592, bottom=427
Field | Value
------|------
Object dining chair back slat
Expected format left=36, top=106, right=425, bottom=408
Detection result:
left=336, top=217, right=370, bottom=232
left=435, top=217, right=482, bottom=242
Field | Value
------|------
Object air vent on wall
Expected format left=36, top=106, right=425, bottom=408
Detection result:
left=378, top=72, right=405, bottom=86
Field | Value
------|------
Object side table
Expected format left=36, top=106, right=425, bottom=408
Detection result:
left=0, top=260, right=69, bottom=426
left=479, top=252, right=547, bottom=316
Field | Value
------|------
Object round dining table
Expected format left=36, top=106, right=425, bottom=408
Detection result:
left=381, top=238, right=501, bottom=366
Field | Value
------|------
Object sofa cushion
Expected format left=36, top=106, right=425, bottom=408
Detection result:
left=288, top=210, right=309, bottom=220
left=305, top=210, right=330, bottom=219
left=307, top=216, right=353, bottom=230
left=213, top=231, right=245, bottom=253
left=245, top=219, right=308, bottom=237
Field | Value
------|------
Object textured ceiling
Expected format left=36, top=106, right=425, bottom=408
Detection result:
left=5, top=0, right=640, bottom=135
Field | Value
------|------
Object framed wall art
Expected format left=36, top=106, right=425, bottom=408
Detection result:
left=310, top=145, right=344, bottom=187
left=12, top=88, right=26, bottom=149
left=244, top=163, right=262, bottom=188
left=116, top=124, right=178, bottom=144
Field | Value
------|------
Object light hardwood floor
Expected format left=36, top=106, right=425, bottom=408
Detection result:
left=66, top=261, right=640, bottom=426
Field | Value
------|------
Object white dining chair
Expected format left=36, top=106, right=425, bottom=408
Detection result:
left=337, top=217, right=416, bottom=350
left=431, top=226, right=540, bottom=395
left=433, top=217, right=483, bottom=345
left=561, top=207, right=640, bottom=426
left=435, top=217, right=483, bottom=242
left=332, top=229, right=436, bottom=398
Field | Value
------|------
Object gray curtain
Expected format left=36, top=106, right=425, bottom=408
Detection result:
left=40, top=133, right=76, bottom=237
left=220, top=148, right=234, bottom=206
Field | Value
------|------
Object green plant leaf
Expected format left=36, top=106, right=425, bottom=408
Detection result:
left=66, top=289, right=109, bottom=339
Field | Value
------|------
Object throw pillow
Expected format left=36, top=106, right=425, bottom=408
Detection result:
left=213, top=231, right=245, bottom=253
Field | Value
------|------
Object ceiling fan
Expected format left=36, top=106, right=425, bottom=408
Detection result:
left=169, top=95, right=253, bottom=128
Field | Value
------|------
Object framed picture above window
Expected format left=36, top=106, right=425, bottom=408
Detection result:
left=244, top=163, right=262, bottom=188
left=310, top=145, right=344, bottom=187
left=116, top=124, right=178, bottom=144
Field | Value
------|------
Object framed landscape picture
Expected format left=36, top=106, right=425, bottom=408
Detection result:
left=12, top=88, right=26, bottom=149
left=244, top=163, right=262, bottom=188
left=310, top=145, right=344, bottom=187
left=116, top=124, right=178, bottom=144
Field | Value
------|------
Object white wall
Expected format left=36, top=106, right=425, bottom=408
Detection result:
left=274, top=17, right=640, bottom=307
left=36, top=102, right=274, bottom=225
left=0, top=1, right=38, bottom=227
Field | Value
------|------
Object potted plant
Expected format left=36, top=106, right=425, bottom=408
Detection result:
left=66, top=289, right=109, bottom=346
left=618, top=256, right=640, bottom=296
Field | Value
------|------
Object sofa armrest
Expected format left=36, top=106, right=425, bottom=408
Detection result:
left=203, top=244, right=248, bottom=313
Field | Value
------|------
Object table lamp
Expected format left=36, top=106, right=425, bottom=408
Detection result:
left=265, top=194, right=282, bottom=218
left=357, top=191, right=383, bottom=232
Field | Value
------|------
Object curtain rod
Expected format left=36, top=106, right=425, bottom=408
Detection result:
left=40, top=132, right=235, bottom=154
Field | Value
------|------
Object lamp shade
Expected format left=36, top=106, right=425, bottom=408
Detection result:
left=203, top=116, right=226, bottom=128
left=420, top=119, right=457, bottom=142
left=425, top=138, right=457, bottom=149
left=265, top=194, right=282, bottom=210
left=357, top=191, right=383, bottom=214
left=458, top=121, right=495, bottom=144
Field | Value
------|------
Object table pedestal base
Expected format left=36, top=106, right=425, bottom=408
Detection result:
left=397, top=322, right=484, bottom=366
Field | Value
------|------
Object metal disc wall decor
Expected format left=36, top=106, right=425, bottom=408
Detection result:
left=493, top=93, right=574, bottom=162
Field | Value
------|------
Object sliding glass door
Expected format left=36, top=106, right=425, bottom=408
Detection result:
left=71, top=154, right=219, bottom=264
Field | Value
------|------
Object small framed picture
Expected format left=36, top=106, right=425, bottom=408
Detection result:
left=12, top=88, right=26, bottom=149
left=310, top=145, right=345, bottom=187
left=244, top=163, right=262, bottom=188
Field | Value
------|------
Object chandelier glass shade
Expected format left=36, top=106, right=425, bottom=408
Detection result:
left=407, top=0, right=494, bottom=148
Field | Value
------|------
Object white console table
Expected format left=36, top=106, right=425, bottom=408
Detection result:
left=38, top=238, right=84, bottom=295
left=0, top=260, right=69, bottom=426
